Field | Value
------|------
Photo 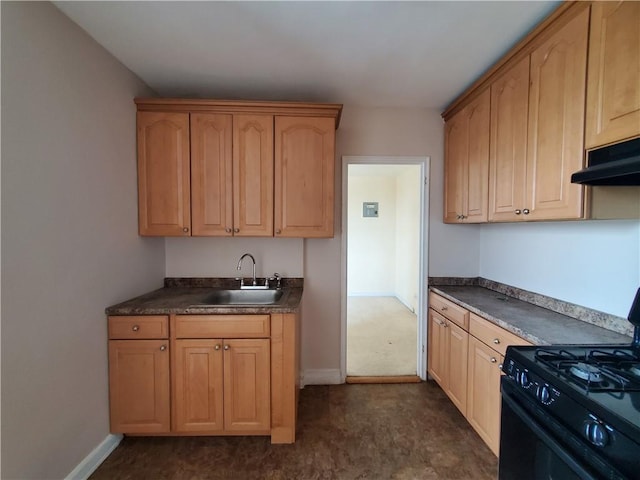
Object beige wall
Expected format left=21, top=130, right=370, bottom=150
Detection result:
left=1, top=2, right=164, bottom=478
left=302, top=106, right=479, bottom=379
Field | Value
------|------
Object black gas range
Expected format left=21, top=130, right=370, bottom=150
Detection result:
left=499, top=288, right=640, bottom=480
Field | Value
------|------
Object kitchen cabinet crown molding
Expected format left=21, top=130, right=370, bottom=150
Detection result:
left=135, top=98, right=343, bottom=128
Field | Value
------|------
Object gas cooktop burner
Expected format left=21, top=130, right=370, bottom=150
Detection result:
left=533, top=347, right=640, bottom=393
left=570, top=362, right=603, bottom=382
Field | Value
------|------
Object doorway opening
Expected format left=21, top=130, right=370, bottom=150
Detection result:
left=341, top=157, right=429, bottom=383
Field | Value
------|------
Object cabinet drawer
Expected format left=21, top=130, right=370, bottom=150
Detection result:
left=429, top=292, right=469, bottom=330
left=108, top=316, right=169, bottom=339
left=469, top=313, right=531, bottom=356
left=175, top=315, right=270, bottom=338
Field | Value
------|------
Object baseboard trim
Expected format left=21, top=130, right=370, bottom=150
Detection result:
left=346, top=375, right=422, bottom=384
left=65, top=433, right=123, bottom=480
left=301, top=369, right=342, bottom=386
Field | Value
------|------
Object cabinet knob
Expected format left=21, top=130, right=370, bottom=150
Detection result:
left=515, top=209, right=522, bottom=215
left=214, top=344, right=221, bottom=351
left=160, top=345, right=167, bottom=351
left=523, top=209, right=530, bottom=215
left=440, top=305, right=448, bottom=311
left=132, top=325, right=140, bottom=332
left=493, top=338, right=500, bottom=345
left=233, top=228, right=240, bottom=233
left=182, top=227, right=189, bottom=233
left=224, top=344, right=230, bottom=351
left=275, top=229, right=281, bottom=235
left=225, top=228, right=232, bottom=234
left=490, top=357, right=497, bottom=363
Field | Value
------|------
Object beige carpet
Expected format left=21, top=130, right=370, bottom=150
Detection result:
left=347, top=296, right=417, bottom=376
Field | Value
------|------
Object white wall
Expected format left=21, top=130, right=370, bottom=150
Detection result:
left=395, top=167, right=421, bottom=311
left=1, top=3, right=164, bottom=478
left=480, top=220, right=640, bottom=318
left=347, top=173, right=397, bottom=295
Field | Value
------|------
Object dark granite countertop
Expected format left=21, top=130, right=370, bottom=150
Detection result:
left=105, top=278, right=303, bottom=316
left=429, top=283, right=632, bottom=346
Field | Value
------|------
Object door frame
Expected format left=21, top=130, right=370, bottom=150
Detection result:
left=340, top=155, right=430, bottom=381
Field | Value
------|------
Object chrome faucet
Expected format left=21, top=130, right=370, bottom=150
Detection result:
left=237, top=253, right=257, bottom=286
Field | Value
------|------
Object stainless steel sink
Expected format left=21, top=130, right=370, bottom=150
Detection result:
left=195, top=289, right=285, bottom=306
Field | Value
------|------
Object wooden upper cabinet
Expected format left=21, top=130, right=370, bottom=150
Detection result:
left=444, top=89, right=490, bottom=223
left=586, top=1, right=640, bottom=149
left=526, top=7, right=588, bottom=221
left=233, top=115, right=274, bottom=237
left=275, top=116, right=335, bottom=237
left=136, top=99, right=341, bottom=237
left=444, top=111, right=466, bottom=223
left=190, top=114, right=233, bottom=236
left=489, top=57, right=530, bottom=222
left=137, top=112, right=191, bottom=236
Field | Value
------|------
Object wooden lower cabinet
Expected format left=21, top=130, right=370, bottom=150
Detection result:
left=173, top=339, right=224, bottom=432
left=466, top=335, right=503, bottom=456
left=223, top=339, right=271, bottom=432
left=428, top=309, right=468, bottom=415
left=108, top=339, right=170, bottom=433
left=428, top=292, right=533, bottom=456
left=108, top=313, right=298, bottom=443
left=173, top=338, right=270, bottom=433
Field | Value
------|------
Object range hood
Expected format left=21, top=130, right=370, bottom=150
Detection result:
left=571, top=137, right=640, bottom=186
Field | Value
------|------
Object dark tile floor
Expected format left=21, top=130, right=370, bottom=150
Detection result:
left=91, top=382, right=498, bottom=480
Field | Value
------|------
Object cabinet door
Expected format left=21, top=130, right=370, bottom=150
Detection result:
left=275, top=116, right=335, bottom=237
left=427, top=309, right=448, bottom=386
left=173, top=339, right=224, bottom=432
left=465, top=90, right=490, bottom=223
left=444, top=111, right=467, bottom=223
left=444, top=91, right=489, bottom=224
left=467, top=336, right=502, bottom=456
left=108, top=340, right=170, bottom=433
left=527, top=7, right=588, bottom=221
left=489, top=56, right=530, bottom=222
left=191, top=114, right=233, bottom=236
left=233, top=115, right=274, bottom=237
left=137, top=112, right=191, bottom=236
left=445, top=321, right=468, bottom=416
left=586, top=2, right=640, bottom=149
left=223, top=339, right=271, bottom=432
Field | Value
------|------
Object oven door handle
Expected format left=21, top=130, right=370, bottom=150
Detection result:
left=502, top=392, right=601, bottom=480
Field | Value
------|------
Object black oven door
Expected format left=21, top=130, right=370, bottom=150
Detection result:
left=499, top=380, right=623, bottom=480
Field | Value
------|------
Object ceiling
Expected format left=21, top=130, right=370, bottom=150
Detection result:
left=54, top=1, right=560, bottom=110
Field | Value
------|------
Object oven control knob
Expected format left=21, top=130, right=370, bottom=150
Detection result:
left=518, top=371, right=531, bottom=388
left=584, top=421, right=609, bottom=448
left=536, top=385, right=552, bottom=404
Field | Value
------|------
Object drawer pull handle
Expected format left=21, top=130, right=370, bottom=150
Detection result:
left=132, top=325, right=140, bottom=332
left=440, top=306, right=448, bottom=311
left=160, top=345, right=167, bottom=351
left=493, top=338, right=500, bottom=345
left=490, top=357, right=497, bottom=363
